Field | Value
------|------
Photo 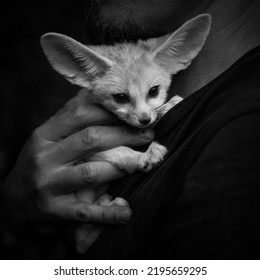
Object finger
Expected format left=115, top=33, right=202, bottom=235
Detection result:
left=37, top=89, right=117, bottom=142
left=53, top=201, right=132, bottom=225
left=96, top=194, right=113, bottom=206
left=108, top=197, right=129, bottom=207
left=51, top=161, right=124, bottom=194
left=53, top=125, right=154, bottom=164
left=75, top=224, right=103, bottom=254
left=96, top=195, right=129, bottom=207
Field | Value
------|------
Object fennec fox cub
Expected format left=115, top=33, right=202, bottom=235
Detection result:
left=41, top=14, right=211, bottom=176
left=41, top=14, right=211, bottom=253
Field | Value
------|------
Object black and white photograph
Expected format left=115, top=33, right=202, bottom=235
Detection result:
left=1, top=0, right=260, bottom=276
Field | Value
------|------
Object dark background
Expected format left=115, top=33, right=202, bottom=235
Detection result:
left=1, top=2, right=88, bottom=177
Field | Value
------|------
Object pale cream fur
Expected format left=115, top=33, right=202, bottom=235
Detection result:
left=41, top=14, right=211, bottom=253
left=41, top=14, right=211, bottom=129
left=40, top=12, right=211, bottom=194
left=41, top=14, right=211, bottom=170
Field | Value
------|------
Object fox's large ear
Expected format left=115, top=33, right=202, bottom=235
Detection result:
left=152, top=14, right=211, bottom=74
left=41, top=33, right=113, bottom=87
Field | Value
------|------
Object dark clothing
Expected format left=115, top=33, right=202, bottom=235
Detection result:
left=85, top=46, right=260, bottom=259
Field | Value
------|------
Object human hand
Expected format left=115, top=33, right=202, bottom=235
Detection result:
left=3, top=89, right=154, bottom=241
left=74, top=195, right=130, bottom=254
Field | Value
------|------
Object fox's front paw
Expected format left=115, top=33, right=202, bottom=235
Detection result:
left=139, top=155, right=153, bottom=172
left=147, top=141, right=167, bottom=162
left=139, top=142, right=167, bottom=172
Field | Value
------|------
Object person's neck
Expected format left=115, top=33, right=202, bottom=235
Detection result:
left=171, top=0, right=260, bottom=98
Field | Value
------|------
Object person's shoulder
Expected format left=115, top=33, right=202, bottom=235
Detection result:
left=204, top=110, right=260, bottom=156
left=200, top=46, right=260, bottom=129
left=223, top=46, right=260, bottom=98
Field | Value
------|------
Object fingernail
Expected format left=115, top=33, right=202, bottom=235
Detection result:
left=140, top=129, right=154, bottom=140
left=119, top=209, right=132, bottom=223
left=113, top=197, right=128, bottom=206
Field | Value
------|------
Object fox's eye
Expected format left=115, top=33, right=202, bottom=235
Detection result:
left=148, top=85, right=159, bottom=98
left=113, top=94, right=129, bottom=104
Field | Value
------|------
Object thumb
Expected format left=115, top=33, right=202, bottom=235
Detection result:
left=55, top=201, right=132, bottom=225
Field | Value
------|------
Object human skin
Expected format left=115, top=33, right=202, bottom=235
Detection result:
left=2, top=90, right=154, bottom=250
left=72, top=0, right=260, bottom=253
left=3, top=0, right=260, bottom=255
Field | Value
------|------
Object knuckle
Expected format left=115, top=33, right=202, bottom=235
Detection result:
left=119, top=127, right=139, bottom=144
left=30, top=152, right=52, bottom=191
left=28, top=151, right=44, bottom=176
left=29, top=128, right=44, bottom=149
left=72, top=106, right=88, bottom=124
left=28, top=134, right=48, bottom=170
left=78, top=127, right=99, bottom=149
left=77, top=207, right=91, bottom=223
left=32, top=151, right=45, bottom=168
left=31, top=153, right=48, bottom=182
left=80, top=164, right=97, bottom=184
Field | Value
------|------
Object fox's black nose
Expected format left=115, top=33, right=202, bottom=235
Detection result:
left=139, top=117, right=151, bottom=125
